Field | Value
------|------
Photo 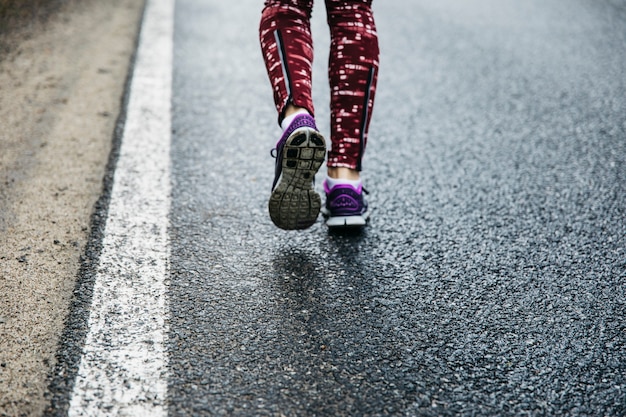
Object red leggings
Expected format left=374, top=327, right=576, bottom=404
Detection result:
left=259, top=0, right=379, bottom=171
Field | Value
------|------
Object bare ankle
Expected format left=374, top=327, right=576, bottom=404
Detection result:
left=327, top=167, right=360, bottom=181
left=283, top=104, right=309, bottom=118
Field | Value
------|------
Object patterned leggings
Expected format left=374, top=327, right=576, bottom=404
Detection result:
left=259, top=0, right=379, bottom=171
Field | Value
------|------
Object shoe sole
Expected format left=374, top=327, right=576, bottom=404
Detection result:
left=269, top=128, right=326, bottom=230
left=325, top=212, right=370, bottom=228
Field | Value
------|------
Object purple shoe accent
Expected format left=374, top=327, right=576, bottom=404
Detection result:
left=272, top=114, right=318, bottom=191
left=323, top=182, right=369, bottom=218
left=275, top=114, right=318, bottom=148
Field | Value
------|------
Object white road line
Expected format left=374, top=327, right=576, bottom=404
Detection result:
left=68, top=0, right=173, bottom=415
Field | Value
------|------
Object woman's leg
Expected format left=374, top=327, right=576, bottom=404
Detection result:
left=259, top=1, right=327, bottom=230
left=325, top=0, right=379, bottom=176
left=259, top=0, right=316, bottom=124
left=322, top=0, right=379, bottom=227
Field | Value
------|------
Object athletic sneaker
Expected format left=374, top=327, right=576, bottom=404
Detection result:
left=322, top=181, right=370, bottom=228
left=269, top=114, right=326, bottom=230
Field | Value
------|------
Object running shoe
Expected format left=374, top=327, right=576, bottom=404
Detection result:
left=322, top=181, right=370, bottom=228
left=269, top=114, right=326, bottom=230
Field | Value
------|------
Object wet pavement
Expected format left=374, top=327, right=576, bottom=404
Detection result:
left=53, top=0, right=626, bottom=415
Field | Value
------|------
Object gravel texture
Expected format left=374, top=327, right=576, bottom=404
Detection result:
left=0, top=0, right=144, bottom=415
left=43, top=0, right=625, bottom=415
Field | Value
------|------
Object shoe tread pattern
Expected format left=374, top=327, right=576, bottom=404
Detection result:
left=269, top=129, right=326, bottom=230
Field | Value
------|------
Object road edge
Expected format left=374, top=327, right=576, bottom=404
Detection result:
left=42, top=1, right=147, bottom=415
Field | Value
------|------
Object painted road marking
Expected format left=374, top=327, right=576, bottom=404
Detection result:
left=67, top=0, right=174, bottom=415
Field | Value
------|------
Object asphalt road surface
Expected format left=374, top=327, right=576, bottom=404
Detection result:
left=47, top=0, right=625, bottom=415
